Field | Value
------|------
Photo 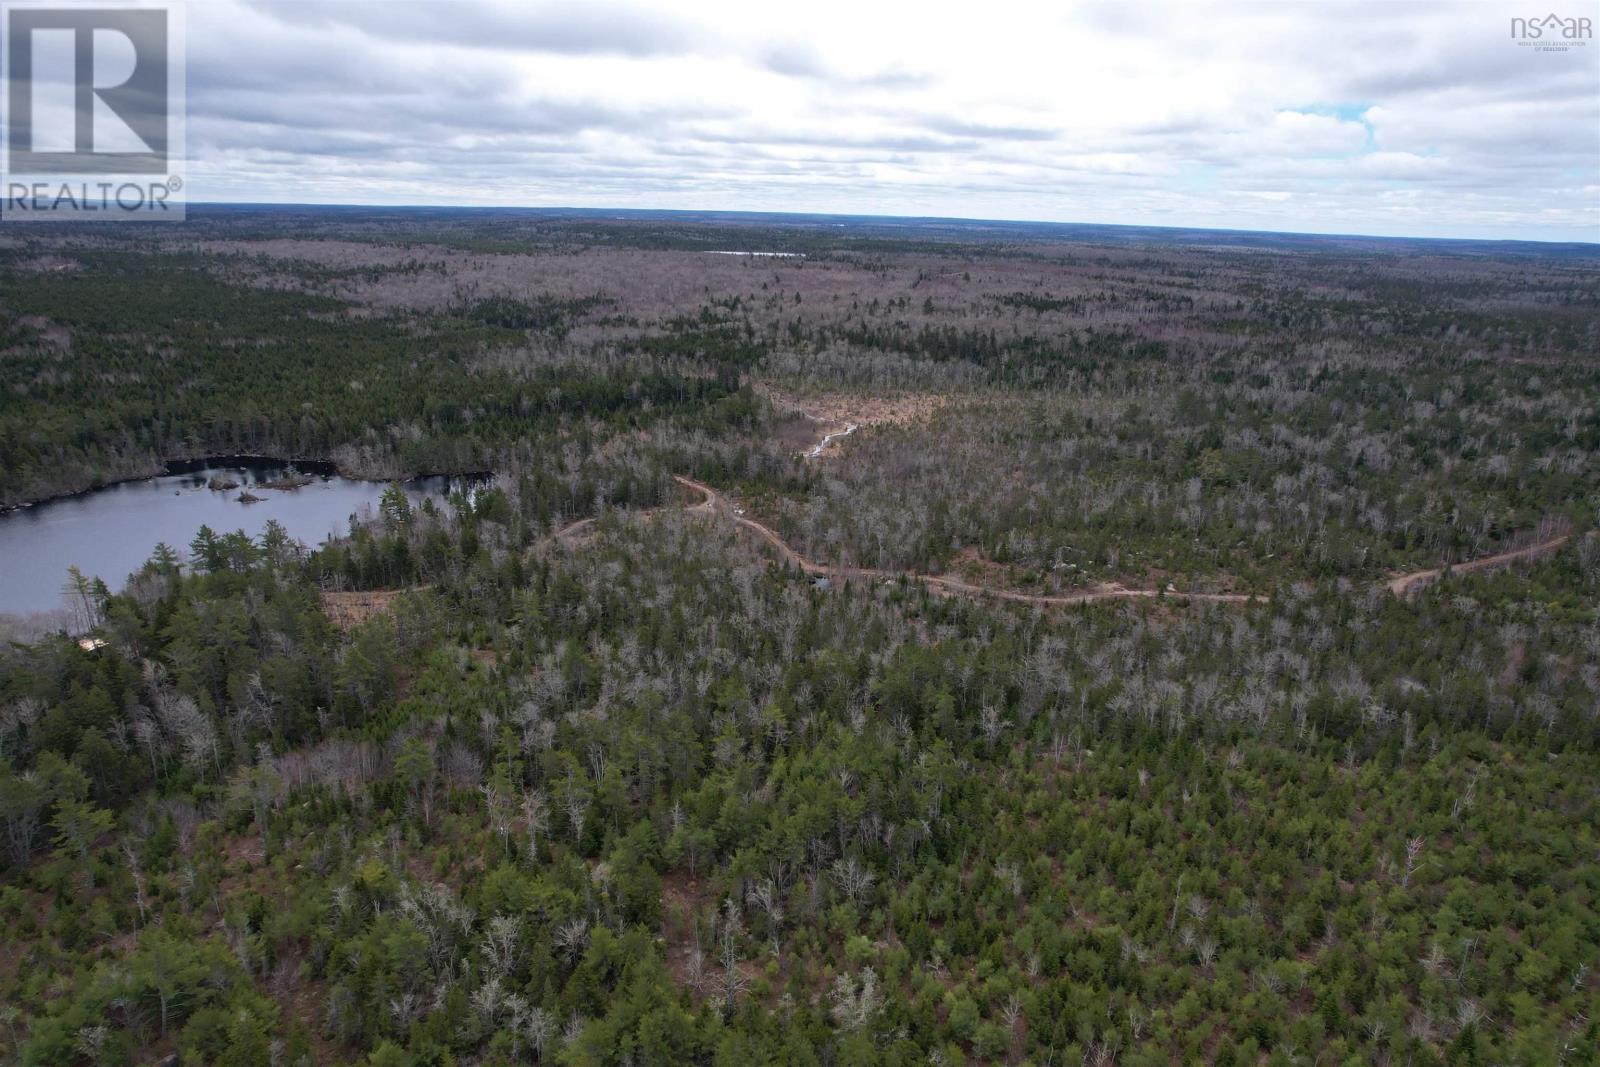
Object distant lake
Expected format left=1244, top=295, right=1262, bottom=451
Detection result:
left=0, top=458, right=479, bottom=620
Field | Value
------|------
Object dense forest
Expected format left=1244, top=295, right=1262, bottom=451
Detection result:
left=1, top=212, right=1597, bottom=1065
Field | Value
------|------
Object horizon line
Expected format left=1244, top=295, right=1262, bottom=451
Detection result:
left=181, top=200, right=1600, bottom=250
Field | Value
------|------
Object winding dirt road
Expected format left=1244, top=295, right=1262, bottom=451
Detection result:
left=538, top=409, right=1578, bottom=610
left=544, top=472, right=1576, bottom=610
left=1385, top=530, right=1574, bottom=599
left=806, top=424, right=857, bottom=458
left=670, top=476, right=1261, bottom=607
left=544, top=479, right=714, bottom=546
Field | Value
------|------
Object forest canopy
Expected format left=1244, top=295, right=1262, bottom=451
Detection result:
left=1, top=211, right=1597, bottom=1066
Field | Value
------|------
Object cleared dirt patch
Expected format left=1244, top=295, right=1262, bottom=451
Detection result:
left=760, top=387, right=950, bottom=429
left=321, top=588, right=412, bottom=630
left=947, top=545, right=1026, bottom=588
left=773, top=413, right=828, bottom=453
left=659, top=869, right=719, bottom=995
left=759, top=386, right=952, bottom=455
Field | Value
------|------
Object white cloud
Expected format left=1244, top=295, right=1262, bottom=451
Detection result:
left=181, top=0, right=1600, bottom=240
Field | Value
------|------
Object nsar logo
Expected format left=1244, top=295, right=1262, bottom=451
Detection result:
left=1510, top=12, right=1593, bottom=50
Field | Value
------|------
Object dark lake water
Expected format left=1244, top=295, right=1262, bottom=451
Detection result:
left=0, top=459, right=478, bottom=620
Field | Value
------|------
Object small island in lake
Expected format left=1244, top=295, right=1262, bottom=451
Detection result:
left=258, top=465, right=313, bottom=490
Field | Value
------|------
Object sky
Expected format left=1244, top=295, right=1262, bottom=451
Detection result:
left=180, top=0, right=1600, bottom=241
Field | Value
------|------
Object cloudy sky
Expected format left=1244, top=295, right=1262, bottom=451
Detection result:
left=183, top=0, right=1600, bottom=241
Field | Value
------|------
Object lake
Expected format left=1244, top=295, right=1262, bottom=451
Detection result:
left=0, top=458, right=480, bottom=621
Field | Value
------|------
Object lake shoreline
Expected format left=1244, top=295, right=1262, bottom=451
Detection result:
left=1, top=453, right=494, bottom=515
left=0, top=459, right=490, bottom=618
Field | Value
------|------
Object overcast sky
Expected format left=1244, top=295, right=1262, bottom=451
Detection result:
left=183, top=0, right=1600, bottom=241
